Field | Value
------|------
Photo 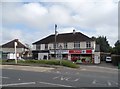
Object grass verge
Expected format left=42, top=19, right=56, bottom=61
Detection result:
left=2, top=59, right=79, bottom=68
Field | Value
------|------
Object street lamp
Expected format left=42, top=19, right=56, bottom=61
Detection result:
left=14, top=41, right=18, bottom=64
left=54, top=24, right=57, bottom=59
left=59, top=45, right=62, bottom=65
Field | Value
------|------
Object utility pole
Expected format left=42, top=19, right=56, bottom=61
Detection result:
left=14, top=41, right=17, bottom=64
left=55, top=24, right=57, bottom=59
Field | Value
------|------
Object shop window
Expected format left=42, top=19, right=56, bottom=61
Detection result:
left=45, top=44, right=48, bottom=50
left=64, top=43, right=67, bottom=49
left=86, top=42, right=91, bottom=48
left=74, top=42, right=80, bottom=49
left=36, top=44, right=41, bottom=50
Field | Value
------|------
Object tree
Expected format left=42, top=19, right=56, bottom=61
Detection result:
left=92, top=36, right=111, bottom=52
left=113, top=40, right=120, bottom=55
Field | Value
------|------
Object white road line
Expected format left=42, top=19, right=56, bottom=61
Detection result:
left=1, top=82, right=36, bottom=87
left=0, top=76, right=9, bottom=79
left=108, top=81, right=112, bottom=86
left=56, top=71, right=60, bottom=73
left=39, top=81, right=73, bottom=87
left=53, top=76, right=60, bottom=79
left=74, top=78, right=79, bottom=82
left=92, top=80, right=96, bottom=84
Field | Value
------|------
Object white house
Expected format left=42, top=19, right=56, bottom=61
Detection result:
left=32, top=30, right=100, bottom=64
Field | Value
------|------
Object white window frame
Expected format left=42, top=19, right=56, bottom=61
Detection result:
left=74, top=42, right=80, bottom=49
left=64, top=43, right=67, bottom=49
left=45, top=44, right=48, bottom=50
left=36, top=44, right=41, bottom=50
left=86, top=42, right=91, bottom=48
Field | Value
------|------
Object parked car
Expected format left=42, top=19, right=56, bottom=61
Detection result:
left=105, top=56, right=112, bottom=63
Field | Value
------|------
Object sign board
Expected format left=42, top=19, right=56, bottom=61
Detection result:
left=69, top=49, right=93, bottom=54
left=50, top=50, right=69, bottom=54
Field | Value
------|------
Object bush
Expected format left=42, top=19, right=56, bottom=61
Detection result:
left=61, top=60, right=79, bottom=68
left=18, top=59, right=79, bottom=68
left=112, top=55, right=120, bottom=66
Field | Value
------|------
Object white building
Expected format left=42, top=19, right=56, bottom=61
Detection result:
left=1, top=39, right=29, bottom=60
left=32, top=30, right=100, bottom=64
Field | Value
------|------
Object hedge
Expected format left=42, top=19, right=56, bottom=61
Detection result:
left=111, top=55, right=120, bottom=66
left=17, top=59, right=79, bottom=68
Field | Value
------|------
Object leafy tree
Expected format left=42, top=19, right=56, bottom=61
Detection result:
left=92, top=36, right=111, bottom=52
left=113, top=40, right=120, bottom=55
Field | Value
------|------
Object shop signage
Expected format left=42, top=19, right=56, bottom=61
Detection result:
left=50, top=50, right=69, bottom=54
left=69, top=50, right=92, bottom=54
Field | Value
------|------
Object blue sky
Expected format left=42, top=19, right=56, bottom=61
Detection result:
left=1, top=0, right=119, bottom=47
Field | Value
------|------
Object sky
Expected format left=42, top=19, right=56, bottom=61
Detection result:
left=1, top=0, right=119, bottom=47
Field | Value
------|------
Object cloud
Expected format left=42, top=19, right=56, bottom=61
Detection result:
left=2, top=1, right=118, bottom=47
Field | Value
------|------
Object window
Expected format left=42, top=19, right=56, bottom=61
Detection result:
left=74, top=42, right=80, bottom=49
left=45, top=44, right=48, bottom=50
left=36, top=44, right=41, bottom=50
left=64, top=43, right=67, bottom=49
left=86, top=42, right=91, bottom=48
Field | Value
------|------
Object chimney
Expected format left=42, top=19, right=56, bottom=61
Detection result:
left=73, top=29, right=75, bottom=34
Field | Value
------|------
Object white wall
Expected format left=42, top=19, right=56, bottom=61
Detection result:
left=80, top=42, right=86, bottom=49
left=38, top=53, right=48, bottom=60
left=32, top=45, right=36, bottom=50
left=68, top=42, right=74, bottom=49
left=2, top=48, right=24, bottom=53
left=41, top=44, right=45, bottom=50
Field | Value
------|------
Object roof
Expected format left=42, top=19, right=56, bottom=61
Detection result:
left=33, top=32, right=94, bottom=44
left=2, top=39, right=28, bottom=49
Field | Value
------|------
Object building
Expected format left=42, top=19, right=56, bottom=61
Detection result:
left=1, top=39, right=29, bottom=60
left=32, top=30, right=100, bottom=64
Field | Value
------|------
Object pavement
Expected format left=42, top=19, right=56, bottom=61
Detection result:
left=1, top=63, right=119, bottom=88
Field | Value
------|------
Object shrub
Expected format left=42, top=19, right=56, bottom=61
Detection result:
left=18, top=59, right=79, bottom=68
left=61, top=60, right=79, bottom=68
left=112, top=55, right=120, bottom=66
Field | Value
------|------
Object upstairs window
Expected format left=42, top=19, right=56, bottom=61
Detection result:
left=45, top=44, right=48, bottom=50
left=74, top=42, right=80, bottom=49
left=86, top=42, right=91, bottom=48
left=64, top=43, right=67, bottom=49
left=36, top=44, right=41, bottom=50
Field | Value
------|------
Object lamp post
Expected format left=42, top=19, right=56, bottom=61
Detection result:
left=59, top=45, right=62, bottom=65
left=54, top=24, right=57, bottom=59
left=14, top=41, right=17, bottom=64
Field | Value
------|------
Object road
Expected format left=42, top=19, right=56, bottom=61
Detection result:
left=1, top=65, right=119, bottom=88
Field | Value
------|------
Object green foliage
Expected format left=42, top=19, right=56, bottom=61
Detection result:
left=18, top=60, right=79, bottom=68
left=92, top=36, right=111, bottom=52
left=112, top=40, right=120, bottom=55
left=112, top=55, right=120, bottom=66
left=61, top=60, right=79, bottom=68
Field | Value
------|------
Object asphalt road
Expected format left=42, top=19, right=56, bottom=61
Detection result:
left=1, top=65, right=119, bottom=88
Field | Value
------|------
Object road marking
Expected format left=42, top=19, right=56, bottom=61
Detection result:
left=39, top=81, right=73, bottom=87
left=92, top=80, right=96, bottom=84
left=107, top=81, right=112, bottom=86
left=1, top=82, right=36, bottom=87
left=53, top=76, right=59, bottom=79
left=81, top=68, right=86, bottom=71
left=0, top=76, right=9, bottom=79
left=74, top=78, right=79, bottom=81
left=56, top=71, right=60, bottom=73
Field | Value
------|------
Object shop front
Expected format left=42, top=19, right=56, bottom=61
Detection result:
left=68, top=49, right=94, bottom=64
left=49, top=50, right=69, bottom=59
